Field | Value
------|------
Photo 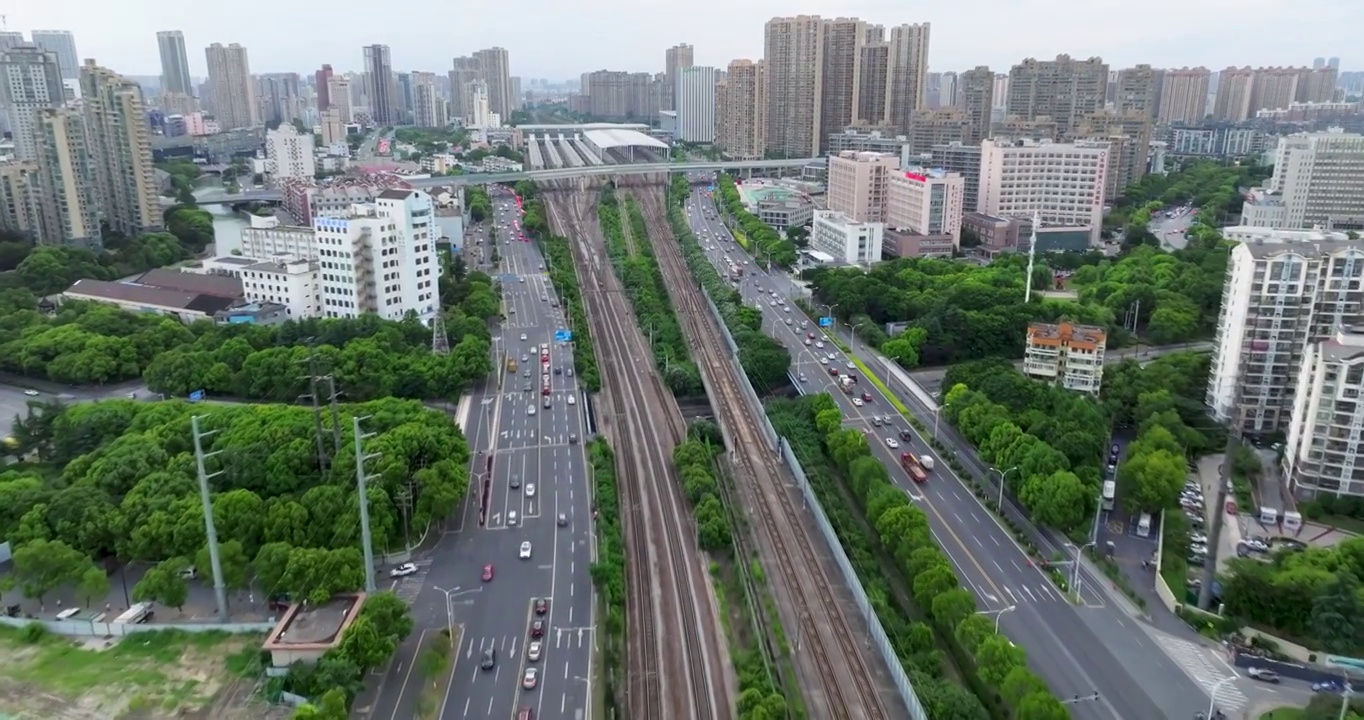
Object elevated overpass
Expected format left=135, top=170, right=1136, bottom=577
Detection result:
left=195, top=158, right=821, bottom=204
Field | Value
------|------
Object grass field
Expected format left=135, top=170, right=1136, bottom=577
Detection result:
left=0, top=625, right=270, bottom=719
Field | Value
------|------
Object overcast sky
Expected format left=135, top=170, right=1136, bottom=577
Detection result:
left=13, top=0, right=1360, bottom=81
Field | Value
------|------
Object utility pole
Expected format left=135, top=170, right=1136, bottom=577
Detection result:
left=431, top=311, right=450, bottom=355
left=191, top=416, right=229, bottom=622
left=300, top=340, right=330, bottom=471
left=353, top=416, right=380, bottom=592
left=1024, top=212, right=1039, bottom=303
left=326, top=375, right=343, bottom=456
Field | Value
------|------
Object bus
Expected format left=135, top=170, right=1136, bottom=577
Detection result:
left=113, top=602, right=154, bottom=624
left=1101, top=480, right=1116, bottom=512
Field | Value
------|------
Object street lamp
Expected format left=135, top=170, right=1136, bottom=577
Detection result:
left=849, top=320, right=869, bottom=355
left=990, top=466, right=1020, bottom=512
left=1203, top=676, right=1237, bottom=719
left=977, top=605, right=1016, bottom=632
left=1066, top=542, right=1096, bottom=594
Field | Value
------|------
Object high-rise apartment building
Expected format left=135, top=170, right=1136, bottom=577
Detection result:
left=264, top=124, right=316, bottom=180
left=509, top=76, right=522, bottom=111
left=763, top=15, right=825, bottom=158
left=885, top=23, right=930, bottom=134
left=958, top=66, right=994, bottom=145
left=992, top=74, right=1010, bottom=110
left=467, top=80, right=497, bottom=128
left=906, top=109, right=971, bottom=155
left=676, top=66, right=717, bottom=143
left=1158, top=67, right=1211, bottom=125
left=79, top=60, right=161, bottom=238
left=328, top=77, right=353, bottom=124
left=320, top=109, right=345, bottom=147
left=1284, top=329, right=1364, bottom=498
left=157, top=31, right=196, bottom=114
left=257, top=73, right=303, bottom=125
left=0, top=45, right=65, bottom=162
left=579, top=70, right=656, bottom=121
left=855, top=40, right=889, bottom=125
left=449, top=56, right=481, bottom=121
left=1213, top=67, right=1256, bottom=121
left=664, top=43, right=694, bottom=112
left=412, top=71, right=445, bottom=128
left=0, top=162, right=38, bottom=240
left=929, top=142, right=983, bottom=211
left=819, top=17, right=866, bottom=152
left=1250, top=67, right=1302, bottom=114
left=930, top=71, right=958, bottom=109
left=1006, top=55, right=1109, bottom=137
left=308, top=189, right=441, bottom=323
left=315, top=64, right=333, bottom=112
left=1115, top=64, right=1159, bottom=120
left=362, top=44, right=397, bottom=124
left=474, top=47, right=513, bottom=119
left=32, top=108, right=99, bottom=247
left=1241, top=131, right=1364, bottom=231
left=0, top=33, right=24, bottom=53
left=205, top=43, right=257, bottom=130
left=978, top=138, right=1109, bottom=244
left=29, top=31, right=78, bottom=80
left=716, top=59, right=765, bottom=160
left=1207, top=236, right=1364, bottom=434
left=826, top=150, right=900, bottom=222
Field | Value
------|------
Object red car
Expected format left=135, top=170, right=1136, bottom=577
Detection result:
left=481, top=564, right=494, bottom=582
left=530, top=619, right=545, bottom=638
left=828, top=367, right=839, bottom=376
left=534, top=598, right=549, bottom=615
left=862, top=392, right=873, bottom=402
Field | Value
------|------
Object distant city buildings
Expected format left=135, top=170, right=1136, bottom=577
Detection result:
left=1241, top=130, right=1364, bottom=231
left=205, top=42, right=258, bottom=130
left=265, top=124, right=316, bottom=181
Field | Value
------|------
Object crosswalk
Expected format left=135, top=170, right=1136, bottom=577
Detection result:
left=1152, top=633, right=1248, bottom=713
left=463, top=627, right=595, bottom=662
left=388, top=558, right=434, bottom=603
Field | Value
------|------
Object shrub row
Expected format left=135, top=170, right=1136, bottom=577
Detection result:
left=596, top=186, right=701, bottom=396
left=797, top=394, right=1074, bottom=719
left=586, top=438, right=625, bottom=714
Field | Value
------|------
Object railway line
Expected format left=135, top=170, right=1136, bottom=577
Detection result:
left=621, top=177, right=895, bottom=720
left=539, top=180, right=730, bottom=720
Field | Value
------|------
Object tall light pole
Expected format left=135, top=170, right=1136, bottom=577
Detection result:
left=977, top=605, right=1016, bottom=632
left=849, top=320, right=868, bottom=355
left=191, top=416, right=229, bottom=621
left=991, top=466, right=1020, bottom=512
left=353, top=416, right=380, bottom=592
left=1067, top=542, right=1096, bottom=595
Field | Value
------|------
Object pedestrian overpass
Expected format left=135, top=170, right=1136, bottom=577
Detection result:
left=193, top=157, right=822, bottom=205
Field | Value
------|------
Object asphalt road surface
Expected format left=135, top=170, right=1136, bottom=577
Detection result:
left=367, top=191, right=596, bottom=720
left=684, top=187, right=1243, bottom=719
left=1149, top=206, right=1197, bottom=251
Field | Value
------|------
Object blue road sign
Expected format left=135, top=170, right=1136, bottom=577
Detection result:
left=189, top=390, right=205, bottom=402
left=819, top=317, right=833, bottom=328
left=554, top=329, right=573, bottom=342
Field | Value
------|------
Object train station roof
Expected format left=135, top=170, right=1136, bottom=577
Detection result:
left=583, top=127, right=669, bottom=151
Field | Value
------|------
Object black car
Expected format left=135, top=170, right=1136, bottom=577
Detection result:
left=510, top=476, right=521, bottom=489
left=898, top=430, right=914, bottom=442
left=480, top=647, right=497, bottom=670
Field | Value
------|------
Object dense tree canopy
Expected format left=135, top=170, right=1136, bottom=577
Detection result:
left=1105, top=159, right=1272, bottom=245
left=667, top=176, right=791, bottom=391
left=598, top=186, right=701, bottom=396
left=1221, top=537, right=1364, bottom=655
left=0, top=397, right=469, bottom=570
left=714, top=173, right=798, bottom=268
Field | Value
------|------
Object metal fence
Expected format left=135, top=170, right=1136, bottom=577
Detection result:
left=698, top=286, right=926, bottom=720
left=0, top=615, right=276, bottom=637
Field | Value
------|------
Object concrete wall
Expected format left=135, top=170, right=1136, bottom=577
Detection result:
left=0, top=615, right=275, bottom=637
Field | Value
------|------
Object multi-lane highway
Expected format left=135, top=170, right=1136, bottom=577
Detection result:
left=368, top=191, right=596, bottom=720
left=683, top=184, right=1245, bottom=719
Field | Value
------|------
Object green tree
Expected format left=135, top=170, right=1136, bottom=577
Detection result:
left=1001, top=666, right=1052, bottom=707
left=1019, top=470, right=1091, bottom=532
left=6, top=539, right=91, bottom=605
left=195, top=539, right=251, bottom=590
left=132, top=558, right=191, bottom=611
left=76, top=565, right=110, bottom=607
left=1014, top=692, right=1073, bottom=720
left=337, top=615, right=396, bottom=669
left=930, top=587, right=976, bottom=629
left=1311, top=573, right=1364, bottom=655
left=975, top=633, right=1026, bottom=687
left=360, top=591, right=414, bottom=644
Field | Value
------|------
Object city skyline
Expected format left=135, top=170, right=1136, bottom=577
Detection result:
left=10, top=0, right=1360, bottom=81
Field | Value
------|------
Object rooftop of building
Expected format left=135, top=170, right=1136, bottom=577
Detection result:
left=833, top=150, right=900, bottom=161
left=65, top=279, right=238, bottom=316
left=814, top=209, right=877, bottom=229
left=582, top=127, right=669, bottom=151
left=1027, top=321, right=1107, bottom=349
left=378, top=188, right=416, bottom=200
left=244, top=256, right=314, bottom=274
left=899, top=167, right=955, bottom=181
left=1242, top=237, right=1364, bottom=259
left=738, top=182, right=805, bottom=205
left=262, top=594, right=366, bottom=650
left=517, top=123, right=651, bottom=132
left=135, top=268, right=244, bottom=299
left=1321, top=330, right=1364, bottom=363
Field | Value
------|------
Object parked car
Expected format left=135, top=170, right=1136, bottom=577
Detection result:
left=389, top=562, right=418, bottom=578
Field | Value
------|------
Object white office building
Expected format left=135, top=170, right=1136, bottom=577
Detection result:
left=810, top=209, right=884, bottom=266
left=886, top=168, right=966, bottom=243
left=196, top=254, right=320, bottom=319
left=676, top=66, right=716, bottom=143
left=467, top=80, right=499, bottom=129
left=312, top=189, right=441, bottom=322
left=977, top=138, right=1109, bottom=245
left=1284, top=329, right=1364, bottom=498
left=1206, top=236, right=1364, bottom=435
left=1241, top=131, right=1364, bottom=231
left=264, top=124, right=316, bottom=181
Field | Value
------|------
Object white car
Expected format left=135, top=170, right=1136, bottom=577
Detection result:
left=528, top=406, right=536, bottom=416
left=567, top=395, right=576, bottom=405
left=23, top=389, right=39, bottom=397
left=520, top=333, right=528, bottom=341
left=846, top=362, right=856, bottom=370
left=819, top=357, right=830, bottom=365
left=815, top=341, right=825, bottom=349
left=389, top=562, right=418, bottom=578
left=519, top=541, right=533, bottom=559
left=526, top=483, right=536, bottom=497
left=527, top=641, right=543, bottom=661
left=852, top=398, right=864, bottom=407
left=886, top=438, right=900, bottom=449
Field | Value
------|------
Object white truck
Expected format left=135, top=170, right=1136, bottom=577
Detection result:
left=919, top=454, right=935, bottom=471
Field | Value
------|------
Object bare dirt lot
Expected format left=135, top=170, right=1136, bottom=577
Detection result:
left=0, top=627, right=291, bottom=720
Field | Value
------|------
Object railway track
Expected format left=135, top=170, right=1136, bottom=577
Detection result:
left=540, top=180, right=729, bottom=720
left=623, top=179, right=892, bottom=720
